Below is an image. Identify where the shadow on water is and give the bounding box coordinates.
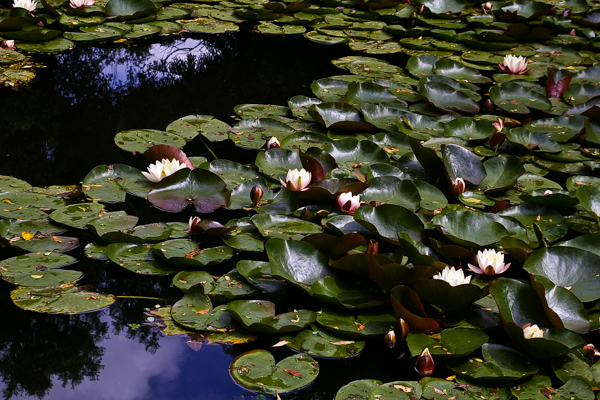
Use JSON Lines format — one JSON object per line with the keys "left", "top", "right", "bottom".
{"left": 0, "top": 32, "right": 417, "bottom": 400}
{"left": 0, "top": 32, "right": 405, "bottom": 186}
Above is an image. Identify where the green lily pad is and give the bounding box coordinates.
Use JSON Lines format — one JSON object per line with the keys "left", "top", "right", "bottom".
{"left": 446, "top": 343, "right": 539, "bottom": 382}
{"left": 316, "top": 306, "right": 396, "bottom": 339}
{"left": 170, "top": 285, "right": 237, "bottom": 332}
{"left": 49, "top": 203, "right": 105, "bottom": 229}
{"left": 106, "top": 242, "right": 179, "bottom": 275}
{"left": 553, "top": 351, "right": 600, "bottom": 387}
{"left": 11, "top": 285, "right": 115, "bottom": 314}
{"left": 230, "top": 350, "right": 318, "bottom": 394}
{"left": 166, "top": 114, "right": 230, "bottom": 142}
{"left": 0, "top": 192, "right": 64, "bottom": 220}
{"left": 114, "top": 129, "right": 186, "bottom": 153}
{"left": 230, "top": 118, "right": 295, "bottom": 149}
{"left": 309, "top": 102, "right": 374, "bottom": 131}
{"left": 432, "top": 210, "right": 509, "bottom": 247}
{"left": 236, "top": 260, "right": 287, "bottom": 293}
{"left": 266, "top": 238, "right": 331, "bottom": 295}
{"left": 312, "top": 275, "right": 388, "bottom": 309}
{"left": 281, "top": 324, "right": 365, "bottom": 359}
{"left": 523, "top": 246, "right": 600, "bottom": 303}
{"left": 490, "top": 82, "right": 552, "bottom": 114}
{"left": 335, "top": 379, "right": 383, "bottom": 400}
{"left": 147, "top": 168, "right": 230, "bottom": 213}
{"left": 228, "top": 300, "right": 316, "bottom": 334}
{"left": 0, "top": 252, "right": 80, "bottom": 287}
{"left": 82, "top": 164, "right": 152, "bottom": 203}
{"left": 422, "top": 378, "right": 511, "bottom": 400}
{"left": 354, "top": 204, "right": 425, "bottom": 244}
{"left": 251, "top": 214, "right": 323, "bottom": 240}
{"left": 152, "top": 239, "right": 233, "bottom": 268}
{"left": 407, "top": 328, "right": 489, "bottom": 359}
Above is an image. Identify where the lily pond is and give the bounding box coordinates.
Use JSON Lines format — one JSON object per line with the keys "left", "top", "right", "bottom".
{"left": 2, "top": 0, "right": 600, "bottom": 398}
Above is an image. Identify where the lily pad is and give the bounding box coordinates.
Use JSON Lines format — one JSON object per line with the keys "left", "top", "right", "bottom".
{"left": 230, "top": 350, "right": 318, "bottom": 394}
{"left": 11, "top": 285, "right": 115, "bottom": 314}
{"left": 227, "top": 300, "right": 316, "bottom": 334}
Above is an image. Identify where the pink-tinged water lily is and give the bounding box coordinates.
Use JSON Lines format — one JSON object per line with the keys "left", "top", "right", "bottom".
{"left": 266, "top": 137, "right": 280, "bottom": 150}
{"left": 142, "top": 158, "right": 188, "bottom": 182}
{"left": 489, "top": 119, "right": 506, "bottom": 149}
{"left": 12, "top": 0, "right": 37, "bottom": 12}
{"left": 499, "top": 55, "right": 529, "bottom": 74}
{"left": 433, "top": 266, "right": 471, "bottom": 287}
{"left": 279, "top": 168, "right": 311, "bottom": 191}
{"left": 336, "top": 192, "right": 360, "bottom": 214}
{"left": 1, "top": 40, "right": 15, "bottom": 50}
{"left": 70, "top": 0, "right": 94, "bottom": 8}
{"left": 522, "top": 323, "right": 544, "bottom": 339}
{"left": 468, "top": 249, "right": 511, "bottom": 275}
{"left": 448, "top": 177, "right": 466, "bottom": 196}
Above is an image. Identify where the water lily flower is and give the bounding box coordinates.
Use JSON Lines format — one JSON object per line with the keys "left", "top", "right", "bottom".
{"left": 12, "top": 0, "right": 37, "bottom": 12}
{"left": 70, "top": 0, "right": 95, "bottom": 8}
{"left": 433, "top": 266, "right": 472, "bottom": 287}
{"left": 336, "top": 192, "right": 360, "bottom": 214}
{"left": 1, "top": 40, "right": 15, "bottom": 50}
{"left": 414, "top": 348, "right": 435, "bottom": 376}
{"left": 468, "top": 249, "right": 511, "bottom": 275}
{"left": 266, "top": 137, "right": 280, "bottom": 150}
{"left": 583, "top": 344, "right": 600, "bottom": 361}
{"left": 280, "top": 168, "right": 311, "bottom": 191}
{"left": 448, "top": 177, "right": 466, "bottom": 196}
{"left": 142, "top": 158, "right": 187, "bottom": 182}
{"left": 499, "top": 55, "right": 529, "bottom": 74}
{"left": 522, "top": 323, "right": 544, "bottom": 339}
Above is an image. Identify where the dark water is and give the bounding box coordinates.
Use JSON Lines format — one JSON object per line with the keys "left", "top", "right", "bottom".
{"left": 0, "top": 32, "right": 419, "bottom": 399}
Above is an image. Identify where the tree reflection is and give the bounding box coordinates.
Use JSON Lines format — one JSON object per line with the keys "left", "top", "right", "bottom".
{"left": 0, "top": 283, "right": 108, "bottom": 399}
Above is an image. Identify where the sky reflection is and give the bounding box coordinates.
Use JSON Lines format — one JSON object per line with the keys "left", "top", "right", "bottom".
{"left": 0, "top": 325, "right": 246, "bottom": 400}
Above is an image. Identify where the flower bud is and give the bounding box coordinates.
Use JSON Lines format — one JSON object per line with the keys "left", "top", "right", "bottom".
{"left": 415, "top": 348, "right": 435, "bottom": 376}
{"left": 562, "top": 8, "right": 571, "bottom": 17}
{"left": 489, "top": 130, "right": 506, "bottom": 148}
{"left": 250, "top": 185, "right": 264, "bottom": 203}
{"left": 266, "top": 137, "right": 280, "bottom": 150}
{"left": 395, "top": 318, "right": 410, "bottom": 340}
{"left": 186, "top": 216, "right": 202, "bottom": 235}
{"left": 449, "top": 177, "right": 466, "bottom": 196}
{"left": 482, "top": 99, "right": 494, "bottom": 111}
{"left": 384, "top": 329, "right": 396, "bottom": 348}
{"left": 366, "top": 239, "right": 379, "bottom": 255}
{"left": 300, "top": 207, "right": 311, "bottom": 221}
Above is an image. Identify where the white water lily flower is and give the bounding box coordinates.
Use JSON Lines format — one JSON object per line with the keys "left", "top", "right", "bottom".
{"left": 499, "top": 55, "right": 528, "bottom": 74}
{"left": 468, "top": 249, "right": 511, "bottom": 275}
{"left": 1, "top": 40, "right": 15, "bottom": 50}
{"left": 70, "top": 0, "right": 95, "bottom": 8}
{"left": 13, "top": 0, "right": 37, "bottom": 12}
{"left": 280, "top": 168, "right": 311, "bottom": 191}
{"left": 523, "top": 323, "right": 544, "bottom": 339}
{"left": 432, "top": 266, "right": 471, "bottom": 287}
{"left": 337, "top": 192, "right": 360, "bottom": 214}
{"left": 142, "top": 158, "right": 187, "bottom": 182}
